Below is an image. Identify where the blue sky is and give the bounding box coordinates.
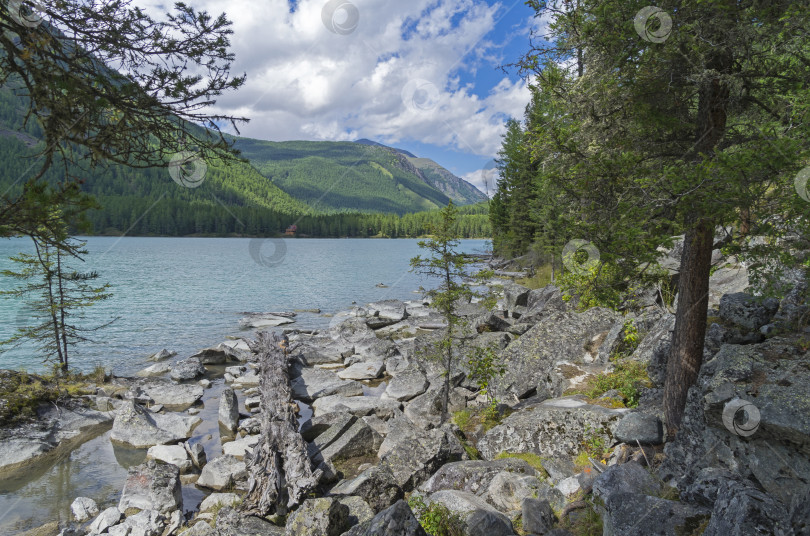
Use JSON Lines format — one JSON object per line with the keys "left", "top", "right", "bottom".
{"left": 141, "top": 0, "right": 542, "bottom": 193}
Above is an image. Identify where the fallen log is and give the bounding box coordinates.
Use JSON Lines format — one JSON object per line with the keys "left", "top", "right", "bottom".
{"left": 240, "top": 332, "right": 322, "bottom": 516}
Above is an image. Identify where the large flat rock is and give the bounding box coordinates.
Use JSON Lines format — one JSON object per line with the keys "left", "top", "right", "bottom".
{"left": 494, "top": 308, "right": 621, "bottom": 399}
{"left": 292, "top": 368, "right": 364, "bottom": 402}
{"left": 111, "top": 400, "right": 201, "bottom": 449}
{"left": 312, "top": 395, "right": 401, "bottom": 419}
{"left": 140, "top": 381, "right": 204, "bottom": 411}
{"left": 478, "top": 396, "right": 627, "bottom": 460}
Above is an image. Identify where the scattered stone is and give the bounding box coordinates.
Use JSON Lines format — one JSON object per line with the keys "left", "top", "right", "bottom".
{"left": 292, "top": 368, "right": 364, "bottom": 402}
{"left": 169, "top": 358, "right": 206, "bottom": 381}
{"left": 71, "top": 497, "right": 99, "bottom": 522}
{"left": 426, "top": 490, "right": 514, "bottom": 536}
{"left": 222, "top": 434, "right": 259, "bottom": 459}
{"left": 338, "top": 361, "right": 385, "bottom": 381}
{"left": 312, "top": 395, "right": 401, "bottom": 419}
{"left": 487, "top": 471, "right": 546, "bottom": 512}
{"left": 140, "top": 381, "right": 204, "bottom": 411}
{"left": 136, "top": 362, "right": 171, "bottom": 378}
{"left": 329, "top": 465, "right": 404, "bottom": 513}
{"left": 88, "top": 507, "right": 122, "bottom": 535}
{"left": 602, "top": 492, "right": 709, "bottom": 536}
{"left": 146, "top": 444, "right": 193, "bottom": 473}
{"left": 239, "top": 313, "right": 295, "bottom": 329}
{"left": 719, "top": 292, "right": 779, "bottom": 331}
{"left": 197, "top": 455, "right": 246, "bottom": 491}
{"left": 522, "top": 498, "right": 555, "bottom": 535}
{"left": 614, "top": 412, "right": 664, "bottom": 445}
{"left": 110, "top": 400, "right": 201, "bottom": 448}
{"left": 284, "top": 497, "right": 349, "bottom": 536}
{"left": 336, "top": 496, "right": 375, "bottom": 527}
{"left": 199, "top": 379, "right": 211, "bottom": 388}
{"left": 382, "top": 369, "right": 429, "bottom": 402}
{"left": 342, "top": 500, "right": 428, "bottom": 536}
{"left": 200, "top": 493, "right": 242, "bottom": 513}
{"left": 182, "top": 442, "right": 206, "bottom": 471}
{"left": 147, "top": 349, "right": 176, "bottom": 362}
{"left": 218, "top": 388, "right": 239, "bottom": 433}
{"left": 592, "top": 462, "right": 663, "bottom": 503}
{"left": 419, "top": 458, "right": 539, "bottom": 496}
{"left": 118, "top": 460, "right": 182, "bottom": 515}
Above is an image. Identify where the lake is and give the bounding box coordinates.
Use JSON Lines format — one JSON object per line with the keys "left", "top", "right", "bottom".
{"left": 0, "top": 236, "right": 490, "bottom": 534}
{"left": 0, "top": 236, "right": 490, "bottom": 376}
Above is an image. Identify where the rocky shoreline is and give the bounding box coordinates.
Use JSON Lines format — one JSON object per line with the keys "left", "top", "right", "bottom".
{"left": 2, "top": 245, "right": 809, "bottom": 535}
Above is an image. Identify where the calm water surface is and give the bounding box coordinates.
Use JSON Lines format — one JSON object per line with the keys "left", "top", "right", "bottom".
{"left": 0, "top": 237, "right": 489, "bottom": 375}
{"left": 0, "top": 236, "right": 489, "bottom": 534}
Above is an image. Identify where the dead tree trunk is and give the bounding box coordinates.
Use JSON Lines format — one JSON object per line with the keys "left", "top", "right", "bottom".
{"left": 241, "top": 332, "right": 321, "bottom": 516}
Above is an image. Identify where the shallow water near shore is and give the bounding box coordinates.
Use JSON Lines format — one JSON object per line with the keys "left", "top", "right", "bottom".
{"left": 0, "top": 237, "right": 488, "bottom": 534}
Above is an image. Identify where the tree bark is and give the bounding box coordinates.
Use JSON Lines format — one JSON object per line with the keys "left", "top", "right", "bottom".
{"left": 240, "top": 332, "right": 321, "bottom": 516}
{"left": 663, "top": 218, "right": 714, "bottom": 439}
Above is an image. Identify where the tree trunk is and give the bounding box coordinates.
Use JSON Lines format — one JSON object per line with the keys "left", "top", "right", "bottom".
{"left": 241, "top": 332, "right": 321, "bottom": 516}
{"left": 664, "top": 49, "right": 731, "bottom": 439}
{"left": 663, "top": 218, "right": 714, "bottom": 439}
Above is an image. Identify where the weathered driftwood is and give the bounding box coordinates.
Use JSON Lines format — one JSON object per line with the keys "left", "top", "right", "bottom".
{"left": 240, "top": 332, "right": 321, "bottom": 516}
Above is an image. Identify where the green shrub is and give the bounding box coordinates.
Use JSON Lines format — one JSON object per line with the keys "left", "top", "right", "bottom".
{"left": 408, "top": 494, "right": 465, "bottom": 536}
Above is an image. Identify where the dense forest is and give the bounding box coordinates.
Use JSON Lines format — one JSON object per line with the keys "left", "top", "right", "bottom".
{"left": 0, "top": 86, "right": 490, "bottom": 239}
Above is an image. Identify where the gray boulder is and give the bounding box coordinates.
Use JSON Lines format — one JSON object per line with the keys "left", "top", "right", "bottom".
{"left": 147, "top": 349, "right": 176, "bottom": 361}
{"left": 719, "top": 292, "right": 780, "bottom": 331}
{"left": 216, "top": 507, "right": 285, "bottom": 536}
{"left": 403, "top": 386, "right": 443, "bottom": 430}
{"left": 329, "top": 465, "right": 404, "bottom": 513}
{"left": 337, "top": 496, "right": 375, "bottom": 527}
{"left": 702, "top": 478, "right": 791, "bottom": 536}
{"left": 338, "top": 361, "right": 385, "bottom": 381}
{"left": 71, "top": 497, "right": 99, "bottom": 522}
{"left": 313, "top": 395, "right": 401, "bottom": 420}
{"left": 487, "top": 471, "right": 546, "bottom": 512}
{"left": 136, "top": 362, "right": 172, "bottom": 378}
{"left": 521, "top": 498, "right": 555, "bottom": 535}
{"left": 169, "top": 357, "right": 206, "bottom": 381}
{"left": 285, "top": 497, "right": 349, "bottom": 536}
{"left": 614, "top": 413, "right": 664, "bottom": 445}
{"left": 419, "top": 458, "right": 538, "bottom": 496}
{"left": 218, "top": 388, "right": 240, "bottom": 433}
{"left": 341, "top": 500, "right": 428, "bottom": 536}
{"left": 140, "top": 381, "right": 204, "bottom": 411}
{"left": 146, "top": 444, "right": 193, "bottom": 473}
{"left": 602, "top": 492, "right": 710, "bottom": 536}
{"left": 478, "top": 396, "right": 626, "bottom": 460}
{"left": 314, "top": 419, "right": 383, "bottom": 464}
{"left": 592, "top": 462, "right": 662, "bottom": 503}
{"left": 662, "top": 336, "right": 810, "bottom": 506}
{"left": 197, "top": 455, "right": 247, "bottom": 491}
{"left": 707, "top": 264, "right": 750, "bottom": 308}
{"left": 88, "top": 507, "right": 122, "bottom": 535}
{"left": 426, "top": 490, "right": 513, "bottom": 536}
{"left": 118, "top": 460, "right": 182, "bottom": 515}
{"left": 292, "top": 368, "right": 364, "bottom": 402}
{"left": 365, "top": 300, "right": 408, "bottom": 328}
{"left": 110, "top": 400, "right": 201, "bottom": 448}
{"left": 379, "top": 420, "right": 465, "bottom": 491}
{"left": 110, "top": 509, "right": 165, "bottom": 536}
{"left": 495, "top": 307, "right": 622, "bottom": 399}
{"left": 382, "top": 369, "right": 429, "bottom": 402}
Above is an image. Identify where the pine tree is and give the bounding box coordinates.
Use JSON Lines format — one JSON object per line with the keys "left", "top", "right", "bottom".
{"left": 1, "top": 219, "right": 113, "bottom": 372}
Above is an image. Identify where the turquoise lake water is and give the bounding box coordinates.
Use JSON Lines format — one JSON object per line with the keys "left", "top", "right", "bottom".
{"left": 0, "top": 236, "right": 489, "bottom": 375}
{"left": 0, "top": 236, "right": 490, "bottom": 534}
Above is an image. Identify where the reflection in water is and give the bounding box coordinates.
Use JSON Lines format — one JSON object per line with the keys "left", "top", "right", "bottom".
{"left": 0, "top": 374, "right": 234, "bottom": 535}
{"left": 0, "top": 429, "right": 128, "bottom": 535}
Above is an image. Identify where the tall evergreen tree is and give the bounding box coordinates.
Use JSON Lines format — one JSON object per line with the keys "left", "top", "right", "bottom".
{"left": 514, "top": 0, "right": 810, "bottom": 436}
